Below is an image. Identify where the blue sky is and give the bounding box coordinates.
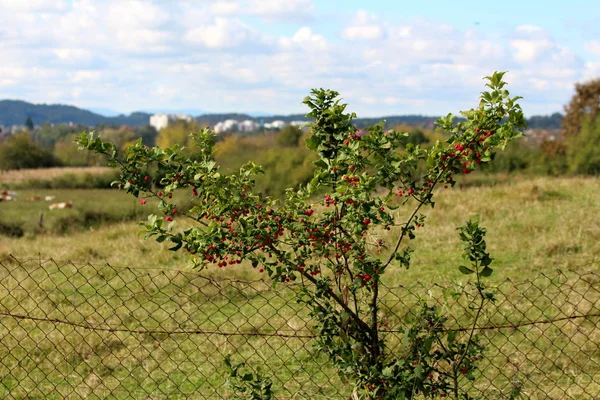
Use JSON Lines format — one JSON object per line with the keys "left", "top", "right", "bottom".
{"left": 0, "top": 0, "right": 599, "bottom": 117}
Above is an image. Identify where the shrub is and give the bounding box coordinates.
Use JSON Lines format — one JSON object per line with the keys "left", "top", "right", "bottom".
{"left": 0, "top": 133, "right": 61, "bottom": 170}
{"left": 78, "top": 72, "right": 526, "bottom": 399}
{"left": 566, "top": 115, "right": 600, "bottom": 175}
{"left": 0, "top": 221, "right": 24, "bottom": 238}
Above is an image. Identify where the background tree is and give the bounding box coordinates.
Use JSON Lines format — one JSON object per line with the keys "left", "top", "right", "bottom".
{"left": 400, "top": 128, "right": 429, "bottom": 147}
{"left": 31, "top": 122, "right": 75, "bottom": 148}
{"left": 566, "top": 115, "right": 600, "bottom": 175}
{"left": 25, "top": 117, "right": 34, "bottom": 131}
{"left": 54, "top": 133, "right": 104, "bottom": 166}
{"left": 136, "top": 125, "right": 159, "bottom": 147}
{"left": 276, "top": 125, "right": 303, "bottom": 147}
{"left": 562, "top": 77, "right": 600, "bottom": 137}
{"left": 0, "top": 132, "right": 60, "bottom": 170}
{"left": 156, "top": 120, "right": 201, "bottom": 151}
{"left": 98, "top": 127, "right": 138, "bottom": 152}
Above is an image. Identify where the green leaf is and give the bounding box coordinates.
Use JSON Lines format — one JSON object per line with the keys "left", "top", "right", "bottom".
{"left": 313, "top": 160, "right": 328, "bottom": 169}
{"left": 414, "top": 364, "right": 423, "bottom": 379}
{"left": 459, "top": 265, "right": 475, "bottom": 275}
{"left": 305, "top": 135, "right": 320, "bottom": 150}
{"left": 481, "top": 255, "right": 493, "bottom": 266}
{"left": 480, "top": 266, "right": 493, "bottom": 277}
{"left": 169, "top": 241, "right": 183, "bottom": 251}
{"left": 447, "top": 330, "right": 457, "bottom": 344}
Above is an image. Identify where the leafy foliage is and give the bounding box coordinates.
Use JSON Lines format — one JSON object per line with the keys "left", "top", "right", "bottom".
{"left": 0, "top": 132, "right": 60, "bottom": 170}
{"left": 566, "top": 115, "right": 600, "bottom": 175}
{"left": 276, "top": 124, "right": 304, "bottom": 147}
{"left": 561, "top": 77, "right": 600, "bottom": 137}
{"left": 224, "top": 356, "right": 273, "bottom": 400}
{"left": 77, "top": 72, "right": 526, "bottom": 399}
{"left": 155, "top": 119, "right": 202, "bottom": 155}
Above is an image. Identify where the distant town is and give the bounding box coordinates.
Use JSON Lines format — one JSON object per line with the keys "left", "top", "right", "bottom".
{"left": 0, "top": 99, "right": 563, "bottom": 145}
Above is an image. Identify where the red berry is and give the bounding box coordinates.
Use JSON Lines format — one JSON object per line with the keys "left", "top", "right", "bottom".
{"left": 363, "top": 218, "right": 371, "bottom": 225}
{"left": 349, "top": 165, "right": 355, "bottom": 171}
{"left": 139, "top": 200, "right": 146, "bottom": 205}
{"left": 144, "top": 175, "right": 149, "bottom": 181}
{"left": 165, "top": 216, "right": 173, "bottom": 222}
{"left": 343, "top": 139, "right": 349, "bottom": 146}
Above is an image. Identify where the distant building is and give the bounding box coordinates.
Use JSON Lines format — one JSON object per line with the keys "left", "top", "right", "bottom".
{"left": 264, "top": 120, "right": 285, "bottom": 130}
{"left": 214, "top": 119, "right": 239, "bottom": 133}
{"left": 239, "top": 120, "right": 259, "bottom": 132}
{"left": 149, "top": 114, "right": 193, "bottom": 131}
{"left": 212, "top": 118, "right": 303, "bottom": 133}
{"left": 289, "top": 121, "right": 308, "bottom": 128}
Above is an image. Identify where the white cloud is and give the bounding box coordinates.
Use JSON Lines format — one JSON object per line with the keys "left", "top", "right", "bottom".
{"left": 341, "top": 10, "right": 385, "bottom": 40}
{"left": 511, "top": 39, "right": 554, "bottom": 63}
{"left": 0, "top": 0, "right": 67, "bottom": 12}
{"left": 0, "top": 67, "right": 25, "bottom": 79}
{"left": 584, "top": 41, "right": 600, "bottom": 57}
{"left": 516, "top": 25, "right": 544, "bottom": 34}
{"left": 71, "top": 70, "right": 103, "bottom": 83}
{"left": 291, "top": 27, "right": 328, "bottom": 50}
{"left": 208, "top": 0, "right": 314, "bottom": 21}
{"left": 0, "top": 0, "right": 592, "bottom": 116}
{"left": 185, "top": 17, "right": 266, "bottom": 49}
{"left": 583, "top": 62, "right": 600, "bottom": 80}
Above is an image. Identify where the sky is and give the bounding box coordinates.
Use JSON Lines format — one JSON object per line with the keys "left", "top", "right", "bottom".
{"left": 0, "top": 0, "right": 599, "bottom": 117}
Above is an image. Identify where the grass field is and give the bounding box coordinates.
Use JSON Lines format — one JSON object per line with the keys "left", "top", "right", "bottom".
{"left": 1, "top": 175, "right": 598, "bottom": 282}
{"left": 1, "top": 174, "right": 599, "bottom": 398}
{"left": 0, "top": 167, "right": 114, "bottom": 183}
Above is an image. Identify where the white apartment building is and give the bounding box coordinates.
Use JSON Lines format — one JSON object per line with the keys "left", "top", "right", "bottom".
{"left": 214, "top": 119, "right": 239, "bottom": 133}
{"left": 264, "top": 120, "right": 286, "bottom": 130}
{"left": 149, "top": 114, "right": 193, "bottom": 131}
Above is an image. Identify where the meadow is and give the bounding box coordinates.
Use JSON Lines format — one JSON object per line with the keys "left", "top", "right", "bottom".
{"left": 1, "top": 174, "right": 598, "bottom": 283}
{"left": 1, "top": 170, "right": 599, "bottom": 398}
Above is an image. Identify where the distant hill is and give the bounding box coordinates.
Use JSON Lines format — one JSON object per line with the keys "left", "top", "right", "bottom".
{"left": 0, "top": 99, "right": 563, "bottom": 130}
{"left": 0, "top": 100, "right": 151, "bottom": 127}
{"left": 526, "top": 112, "right": 563, "bottom": 130}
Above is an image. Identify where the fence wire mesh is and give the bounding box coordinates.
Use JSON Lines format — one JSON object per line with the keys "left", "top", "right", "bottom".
{"left": 0, "top": 256, "right": 599, "bottom": 399}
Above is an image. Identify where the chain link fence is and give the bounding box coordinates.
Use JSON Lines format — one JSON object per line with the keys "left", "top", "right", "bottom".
{"left": 0, "top": 256, "right": 599, "bottom": 399}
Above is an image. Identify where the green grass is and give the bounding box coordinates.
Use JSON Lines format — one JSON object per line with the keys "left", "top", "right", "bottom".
{"left": 0, "top": 167, "right": 119, "bottom": 190}
{"left": 0, "top": 189, "right": 150, "bottom": 236}
{"left": 1, "top": 176, "right": 599, "bottom": 398}
{"left": 2, "top": 176, "right": 598, "bottom": 282}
